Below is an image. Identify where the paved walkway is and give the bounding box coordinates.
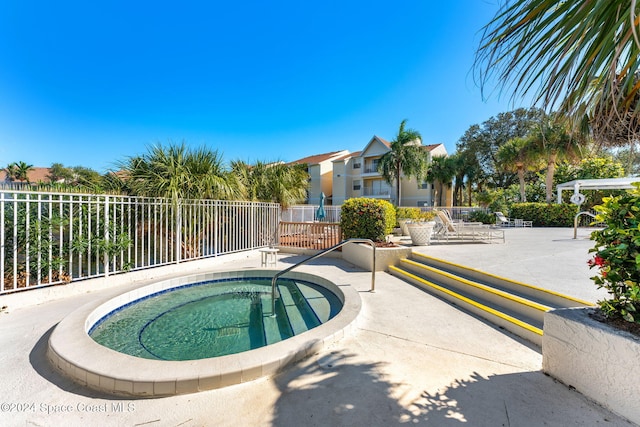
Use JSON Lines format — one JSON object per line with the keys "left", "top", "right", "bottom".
{"left": 0, "top": 227, "right": 635, "bottom": 426}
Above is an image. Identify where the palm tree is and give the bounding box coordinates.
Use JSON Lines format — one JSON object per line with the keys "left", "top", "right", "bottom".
{"left": 231, "top": 160, "right": 309, "bottom": 208}
{"left": 529, "top": 115, "right": 585, "bottom": 203}
{"left": 496, "top": 136, "right": 540, "bottom": 202}
{"left": 377, "top": 119, "right": 428, "bottom": 205}
{"left": 476, "top": 0, "right": 640, "bottom": 146}
{"left": 5, "top": 161, "right": 33, "bottom": 182}
{"left": 121, "top": 142, "right": 240, "bottom": 202}
{"left": 426, "top": 155, "right": 457, "bottom": 207}
{"left": 450, "top": 153, "right": 466, "bottom": 206}
{"left": 4, "top": 163, "right": 18, "bottom": 182}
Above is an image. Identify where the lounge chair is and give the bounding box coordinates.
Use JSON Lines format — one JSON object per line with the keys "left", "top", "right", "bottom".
{"left": 441, "top": 209, "right": 484, "bottom": 226}
{"left": 434, "top": 210, "right": 504, "bottom": 243}
{"left": 494, "top": 212, "right": 514, "bottom": 227}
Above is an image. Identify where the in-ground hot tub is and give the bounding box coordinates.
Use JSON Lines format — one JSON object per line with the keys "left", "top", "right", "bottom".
{"left": 47, "top": 269, "right": 361, "bottom": 396}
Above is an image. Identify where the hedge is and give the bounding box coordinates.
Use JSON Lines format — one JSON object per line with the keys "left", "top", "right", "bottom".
{"left": 340, "top": 198, "right": 396, "bottom": 242}
{"left": 509, "top": 203, "right": 579, "bottom": 227}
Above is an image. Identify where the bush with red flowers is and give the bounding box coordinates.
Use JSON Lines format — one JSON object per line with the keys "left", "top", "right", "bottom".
{"left": 589, "top": 182, "right": 640, "bottom": 324}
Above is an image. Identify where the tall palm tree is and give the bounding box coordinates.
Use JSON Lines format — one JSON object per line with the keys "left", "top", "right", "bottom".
{"left": 121, "top": 142, "right": 240, "bottom": 202}
{"left": 231, "top": 160, "right": 309, "bottom": 208}
{"left": 476, "top": 0, "right": 640, "bottom": 146}
{"left": 496, "top": 136, "right": 541, "bottom": 202}
{"left": 377, "top": 119, "right": 428, "bottom": 206}
{"left": 426, "top": 155, "right": 457, "bottom": 207}
{"left": 529, "top": 115, "right": 585, "bottom": 203}
{"left": 450, "top": 153, "right": 466, "bottom": 206}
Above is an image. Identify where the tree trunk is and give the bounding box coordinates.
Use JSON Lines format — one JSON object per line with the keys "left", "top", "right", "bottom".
{"left": 517, "top": 165, "right": 526, "bottom": 202}
{"left": 546, "top": 153, "right": 557, "bottom": 203}
{"left": 396, "top": 168, "right": 402, "bottom": 206}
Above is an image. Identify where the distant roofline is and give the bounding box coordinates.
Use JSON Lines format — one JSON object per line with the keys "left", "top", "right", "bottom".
{"left": 289, "top": 150, "right": 350, "bottom": 165}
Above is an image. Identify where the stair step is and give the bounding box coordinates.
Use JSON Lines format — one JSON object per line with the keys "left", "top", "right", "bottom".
{"left": 410, "top": 252, "right": 591, "bottom": 308}
{"left": 296, "top": 282, "right": 332, "bottom": 322}
{"left": 248, "top": 294, "right": 267, "bottom": 349}
{"left": 394, "top": 252, "right": 593, "bottom": 346}
{"left": 400, "top": 258, "right": 549, "bottom": 325}
{"left": 390, "top": 265, "right": 543, "bottom": 346}
{"left": 278, "top": 282, "right": 321, "bottom": 335}
{"left": 260, "top": 294, "right": 288, "bottom": 345}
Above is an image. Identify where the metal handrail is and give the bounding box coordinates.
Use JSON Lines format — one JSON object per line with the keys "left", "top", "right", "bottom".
{"left": 271, "top": 238, "right": 376, "bottom": 316}
{"left": 574, "top": 211, "right": 597, "bottom": 239}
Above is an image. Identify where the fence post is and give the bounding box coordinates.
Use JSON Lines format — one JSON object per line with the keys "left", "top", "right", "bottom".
{"left": 0, "top": 192, "right": 4, "bottom": 292}
{"left": 175, "top": 200, "right": 182, "bottom": 264}
{"left": 104, "top": 195, "right": 110, "bottom": 277}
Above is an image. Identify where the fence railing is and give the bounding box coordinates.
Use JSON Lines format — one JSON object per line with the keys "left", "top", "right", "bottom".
{"left": 278, "top": 222, "right": 341, "bottom": 250}
{"left": 416, "top": 206, "right": 489, "bottom": 221}
{"left": 363, "top": 188, "right": 391, "bottom": 197}
{"left": 1, "top": 190, "right": 280, "bottom": 294}
{"left": 282, "top": 205, "right": 491, "bottom": 224}
{"left": 281, "top": 205, "right": 341, "bottom": 223}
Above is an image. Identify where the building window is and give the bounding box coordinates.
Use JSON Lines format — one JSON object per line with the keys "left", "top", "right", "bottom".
{"left": 418, "top": 180, "right": 429, "bottom": 189}
{"left": 353, "top": 162, "right": 361, "bottom": 169}
{"left": 353, "top": 180, "right": 361, "bottom": 191}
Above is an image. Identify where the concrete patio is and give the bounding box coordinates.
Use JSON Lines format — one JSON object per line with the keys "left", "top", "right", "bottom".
{"left": 0, "top": 227, "right": 635, "bottom": 426}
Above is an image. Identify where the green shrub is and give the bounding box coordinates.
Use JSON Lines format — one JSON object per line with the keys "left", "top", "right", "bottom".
{"left": 341, "top": 198, "right": 396, "bottom": 242}
{"left": 589, "top": 183, "right": 640, "bottom": 324}
{"left": 396, "top": 207, "right": 422, "bottom": 220}
{"left": 509, "top": 203, "right": 578, "bottom": 227}
{"left": 468, "top": 210, "right": 495, "bottom": 224}
{"left": 419, "top": 210, "right": 436, "bottom": 221}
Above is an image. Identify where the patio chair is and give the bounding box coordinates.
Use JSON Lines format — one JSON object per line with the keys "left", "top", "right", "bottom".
{"left": 434, "top": 210, "right": 504, "bottom": 243}
{"left": 442, "top": 209, "right": 484, "bottom": 226}
{"left": 494, "top": 212, "right": 514, "bottom": 227}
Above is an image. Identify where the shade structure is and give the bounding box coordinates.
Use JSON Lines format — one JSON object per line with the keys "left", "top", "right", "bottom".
{"left": 556, "top": 177, "right": 639, "bottom": 204}
{"left": 316, "top": 192, "right": 326, "bottom": 221}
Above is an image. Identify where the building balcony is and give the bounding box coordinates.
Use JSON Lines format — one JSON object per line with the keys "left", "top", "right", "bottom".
{"left": 363, "top": 188, "right": 391, "bottom": 197}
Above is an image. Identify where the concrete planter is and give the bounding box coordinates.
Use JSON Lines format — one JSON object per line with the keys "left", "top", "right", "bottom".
{"left": 342, "top": 243, "right": 412, "bottom": 272}
{"left": 398, "top": 219, "right": 411, "bottom": 236}
{"left": 543, "top": 307, "right": 640, "bottom": 425}
{"left": 407, "top": 221, "right": 436, "bottom": 246}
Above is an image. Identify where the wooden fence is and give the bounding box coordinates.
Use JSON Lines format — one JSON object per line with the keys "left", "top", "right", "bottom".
{"left": 278, "top": 222, "right": 341, "bottom": 250}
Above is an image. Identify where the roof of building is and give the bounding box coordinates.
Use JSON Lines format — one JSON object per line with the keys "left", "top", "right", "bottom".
{"left": 422, "top": 143, "right": 444, "bottom": 152}
{"left": 289, "top": 150, "right": 350, "bottom": 165}
{"left": 331, "top": 151, "right": 362, "bottom": 162}
{"left": 378, "top": 137, "right": 391, "bottom": 148}
{"left": 289, "top": 137, "right": 444, "bottom": 167}
{"left": 0, "top": 167, "right": 53, "bottom": 183}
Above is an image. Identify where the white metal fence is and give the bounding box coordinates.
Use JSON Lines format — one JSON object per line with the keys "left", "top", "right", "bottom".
{"left": 281, "top": 205, "right": 342, "bottom": 223}
{"left": 0, "top": 190, "right": 280, "bottom": 294}
{"left": 281, "top": 205, "right": 489, "bottom": 223}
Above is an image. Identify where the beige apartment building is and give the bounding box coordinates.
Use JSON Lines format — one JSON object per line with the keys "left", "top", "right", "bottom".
{"left": 292, "top": 136, "right": 451, "bottom": 207}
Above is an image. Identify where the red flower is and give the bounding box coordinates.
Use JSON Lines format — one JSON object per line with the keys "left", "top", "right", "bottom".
{"left": 588, "top": 255, "right": 607, "bottom": 268}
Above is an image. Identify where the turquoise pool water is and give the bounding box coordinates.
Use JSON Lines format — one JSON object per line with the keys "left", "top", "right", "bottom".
{"left": 89, "top": 277, "right": 342, "bottom": 361}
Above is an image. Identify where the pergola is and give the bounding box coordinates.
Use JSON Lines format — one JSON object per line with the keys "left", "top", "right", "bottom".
{"left": 556, "top": 177, "right": 639, "bottom": 204}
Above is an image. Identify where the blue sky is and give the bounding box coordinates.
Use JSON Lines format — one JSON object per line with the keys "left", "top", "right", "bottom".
{"left": 0, "top": 1, "right": 530, "bottom": 173}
